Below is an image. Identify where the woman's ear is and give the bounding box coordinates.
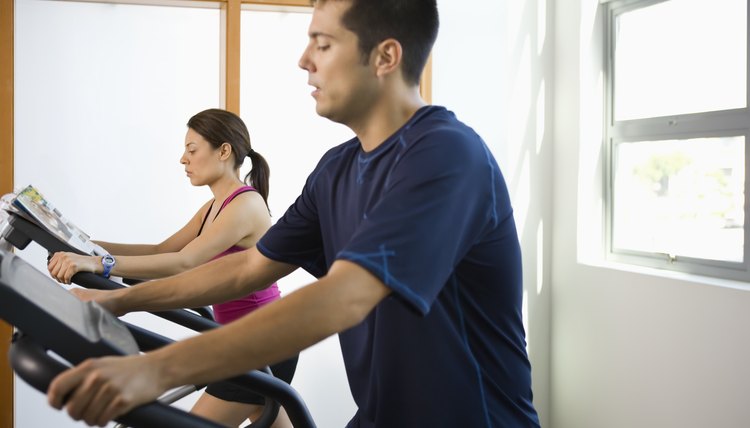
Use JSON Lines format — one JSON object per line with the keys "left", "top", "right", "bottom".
{"left": 219, "top": 142, "right": 233, "bottom": 161}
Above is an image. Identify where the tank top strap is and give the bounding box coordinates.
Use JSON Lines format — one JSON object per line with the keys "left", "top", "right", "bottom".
{"left": 217, "top": 185, "right": 256, "bottom": 214}
{"left": 196, "top": 199, "right": 215, "bottom": 237}
{"left": 197, "top": 186, "right": 256, "bottom": 237}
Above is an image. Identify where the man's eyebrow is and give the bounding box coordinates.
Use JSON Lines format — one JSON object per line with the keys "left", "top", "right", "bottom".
{"left": 309, "top": 31, "right": 334, "bottom": 39}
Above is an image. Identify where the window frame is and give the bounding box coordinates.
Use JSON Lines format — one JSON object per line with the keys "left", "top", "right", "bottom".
{"left": 604, "top": 0, "right": 750, "bottom": 281}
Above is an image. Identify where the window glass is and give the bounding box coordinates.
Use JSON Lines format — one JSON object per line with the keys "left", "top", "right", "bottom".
{"left": 613, "top": 136, "right": 745, "bottom": 262}
{"left": 240, "top": 9, "right": 356, "bottom": 428}
{"left": 240, "top": 9, "right": 354, "bottom": 222}
{"left": 614, "top": 0, "right": 746, "bottom": 120}
{"left": 15, "top": 2, "right": 220, "bottom": 425}
{"left": 15, "top": 0, "right": 220, "bottom": 243}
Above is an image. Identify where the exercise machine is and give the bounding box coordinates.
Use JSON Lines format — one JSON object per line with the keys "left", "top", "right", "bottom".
{"left": 0, "top": 244, "right": 315, "bottom": 427}
{"left": 0, "top": 191, "right": 316, "bottom": 427}
{"left": 0, "top": 244, "right": 315, "bottom": 428}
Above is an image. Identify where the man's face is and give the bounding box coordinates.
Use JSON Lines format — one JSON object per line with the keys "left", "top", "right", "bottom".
{"left": 298, "top": 1, "right": 379, "bottom": 126}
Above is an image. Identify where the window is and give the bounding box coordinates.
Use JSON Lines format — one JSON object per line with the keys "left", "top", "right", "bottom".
{"left": 605, "top": 0, "right": 750, "bottom": 280}
{"left": 240, "top": 8, "right": 354, "bottom": 223}
{"left": 15, "top": 0, "right": 221, "bottom": 243}
{"left": 239, "top": 9, "right": 357, "bottom": 425}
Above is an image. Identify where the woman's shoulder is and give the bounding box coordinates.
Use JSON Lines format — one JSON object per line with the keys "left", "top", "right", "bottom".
{"left": 220, "top": 188, "right": 267, "bottom": 216}
{"left": 195, "top": 197, "right": 215, "bottom": 220}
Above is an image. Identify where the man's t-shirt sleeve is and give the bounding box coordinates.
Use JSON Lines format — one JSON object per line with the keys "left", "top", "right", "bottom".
{"left": 257, "top": 176, "right": 328, "bottom": 278}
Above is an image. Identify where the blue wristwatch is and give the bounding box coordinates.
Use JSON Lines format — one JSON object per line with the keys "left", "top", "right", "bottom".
{"left": 101, "top": 254, "right": 116, "bottom": 278}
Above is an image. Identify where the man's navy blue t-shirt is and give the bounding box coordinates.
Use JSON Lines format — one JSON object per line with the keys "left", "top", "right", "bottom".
{"left": 257, "top": 106, "right": 539, "bottom": 428}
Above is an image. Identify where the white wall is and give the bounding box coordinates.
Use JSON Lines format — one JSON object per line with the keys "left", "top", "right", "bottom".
{"left": 552, "top": 1, "right": 750, "bottom": 427}
{"left": 432, "top": 0, "right": 553, "bottom": 425}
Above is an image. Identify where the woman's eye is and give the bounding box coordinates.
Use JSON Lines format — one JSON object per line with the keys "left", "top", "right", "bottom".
{"left": 317, "top": 45, "right": 330, "bottom": 51}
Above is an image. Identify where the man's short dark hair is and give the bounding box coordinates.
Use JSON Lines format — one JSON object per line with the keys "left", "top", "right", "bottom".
{"left": 314, "top": 0, "right": 439, "bottom": 86}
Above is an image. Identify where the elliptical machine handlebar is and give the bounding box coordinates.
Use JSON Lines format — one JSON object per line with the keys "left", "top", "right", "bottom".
{"left": 3, "top": 211, "right": 217, "bottom": 326}
{"left": 10, "top": 332, "right": 227, "bottom": 428}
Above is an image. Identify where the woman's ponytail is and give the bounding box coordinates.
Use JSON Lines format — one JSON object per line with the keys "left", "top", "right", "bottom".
{"left": 245, "top": 150, "right": 270, "bottom": 211}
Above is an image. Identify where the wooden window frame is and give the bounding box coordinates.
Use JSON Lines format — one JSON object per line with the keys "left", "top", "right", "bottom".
{"left": 1, "top": 0, "right": 14, "bottom": 425}
{"left": 0, "top": 1, "right": 431, "bottom": 427}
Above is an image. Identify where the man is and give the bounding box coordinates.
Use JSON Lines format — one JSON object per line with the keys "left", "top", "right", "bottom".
{"left": 48, "top": 1, "right": 540, "bottom": 427}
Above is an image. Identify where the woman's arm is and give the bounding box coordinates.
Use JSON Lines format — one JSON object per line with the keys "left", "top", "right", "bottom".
{"left": 92, "top": 200, "right": 212, "bottom": 256}
{"left": 81, "top": 246, "right": 297, "bottom": 316}
{"left": 48, "top": 193, "right": 268, "bottom": 283}
{"left": 92, "top": 242, "right": 158, "bottom": 257}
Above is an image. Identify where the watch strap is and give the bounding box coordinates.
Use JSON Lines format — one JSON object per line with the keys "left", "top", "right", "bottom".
{"left": 101, "top": 255, "right": 115, "bottom": 278}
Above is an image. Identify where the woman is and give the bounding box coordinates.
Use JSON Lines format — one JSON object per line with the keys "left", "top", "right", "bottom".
{"left": 47, "top": 108, "right": 295, "bottom": 428}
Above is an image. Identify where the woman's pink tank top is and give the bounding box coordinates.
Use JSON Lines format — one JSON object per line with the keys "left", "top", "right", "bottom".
{"left": 198, "top": 186, "right": 280, "bottom": 324}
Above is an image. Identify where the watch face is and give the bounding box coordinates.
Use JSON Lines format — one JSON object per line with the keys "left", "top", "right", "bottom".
{"left": 103, "top": 255, "right": 115, "bottom": 265}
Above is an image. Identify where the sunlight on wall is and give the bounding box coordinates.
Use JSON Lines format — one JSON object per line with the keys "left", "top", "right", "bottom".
{"left": 536, "top": 80, "right": 546, "bottom": 155}
{"left": 537, "top": 220, "right": 545, "bottom": 295}
{"left": 523, "top": 288, "right": 530, "bottom": 351}
{"left": 576, "top": 2, "right": 606, "bottom": 263}
{"left": 576, "top": 69, "right": 605, "bottom": 263}
{"left": 515, "top": 151, "right": 532, "bottom": 239}
{"left": 537, "top": 0, "right": 547, "bottom": 55}
{"left": 509, "top": 36, "right": 533, "bottom": 172}
{"left": 508, "top": 0, "right": 525, "bottom": 52}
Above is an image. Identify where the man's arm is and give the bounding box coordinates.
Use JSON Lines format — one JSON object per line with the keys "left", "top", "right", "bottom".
{"left": 48, "top": 260, "right": 390, "bottom": 426}
{"left": 94, "top": 246, "right": 295, "bottom": 316}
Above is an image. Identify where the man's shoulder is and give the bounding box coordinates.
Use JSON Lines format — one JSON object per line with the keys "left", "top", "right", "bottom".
{"left": 303, "top": 137, "right": 360, "bottom": 190}
{"left": 320, "top": 136, "right": 360, "bottom": 159}
{"left": 406, "top": 106, "right": 483, "bottom": 150}
{"left": 400, "top": 118, "right": 488, "bottom": 171}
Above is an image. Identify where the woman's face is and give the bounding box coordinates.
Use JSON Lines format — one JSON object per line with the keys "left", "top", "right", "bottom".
{"left": 180, "top": 128, "right": 223, "bottom": 186}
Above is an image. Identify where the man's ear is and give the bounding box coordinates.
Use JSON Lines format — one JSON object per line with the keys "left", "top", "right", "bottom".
{"left": 373, "top": 38, "right": 403, "bottom": 78}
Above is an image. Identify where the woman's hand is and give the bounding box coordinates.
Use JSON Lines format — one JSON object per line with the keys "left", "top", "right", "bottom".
{"left": 48, "top": 252, "right": 99, "bottom": 284}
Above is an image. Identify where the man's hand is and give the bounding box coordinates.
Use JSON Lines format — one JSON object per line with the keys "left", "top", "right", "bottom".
{"left": 48, "top": 252, "right": 99, "bottom": 284}
{"left": 48, "top": 354, "right": 166, "bottom": 427}
{"left": 69, "top": 287, "right": 125, "bottom": 316}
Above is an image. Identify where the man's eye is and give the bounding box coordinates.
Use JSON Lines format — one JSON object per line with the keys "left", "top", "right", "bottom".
{"left": 317, "top": 45, "right": 330, "bottom": 51}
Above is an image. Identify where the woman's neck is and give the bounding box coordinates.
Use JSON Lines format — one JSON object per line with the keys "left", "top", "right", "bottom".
{"left": 208, "top": 175, "right": 245, "bottom": 204}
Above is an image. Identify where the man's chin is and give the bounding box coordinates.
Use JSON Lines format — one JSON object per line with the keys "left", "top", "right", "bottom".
{"left": 315, "top": 105, "right": 336, "bottom": 122}
{"left": 314, "top": 103, "right": 327, "bottom": 116}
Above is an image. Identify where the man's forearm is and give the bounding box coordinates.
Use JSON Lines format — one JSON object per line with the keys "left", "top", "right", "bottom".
{"left": 46, "top": 261, "right": 390, "bottom": 425}
{"left": 148, "top": 276, "right": 346, "bottom": 389}
{"left": 146, "top": 260, "right": 391, "bottom": 390}
{"left": 114, "top": 247, "right": 292, "bottom": 314}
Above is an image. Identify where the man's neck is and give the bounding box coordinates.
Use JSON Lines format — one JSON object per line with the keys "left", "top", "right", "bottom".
{"left": 352, "top": 87, "right": 426, "bottom": 153}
